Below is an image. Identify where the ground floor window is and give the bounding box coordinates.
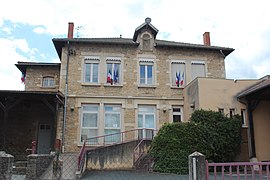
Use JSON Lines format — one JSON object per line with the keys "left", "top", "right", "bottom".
{"left": 104, "top": 105, "right": 121, "bottom": 143}
{"left": 80, "top": 104, "right": 99, "bottom": 143}
{"left": 172, "top": 106, "right": 183, "bottom": 122}
{"left": 138, "top": 105, "right": 156, "bottom": 138}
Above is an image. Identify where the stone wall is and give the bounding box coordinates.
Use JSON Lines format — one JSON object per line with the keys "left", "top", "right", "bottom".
{"left": 25, "top": 65, "right": 60, "bottom": 91}
{"left": 0, "top": 151, "right": 14, "bottom": 180}
{"left": 26, "top": 154, "right": 54, "bottom": 179}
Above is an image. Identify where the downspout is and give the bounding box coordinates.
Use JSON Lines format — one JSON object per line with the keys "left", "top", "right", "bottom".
{"left": 62, "top": 40, "right": 70, "bottom": 153}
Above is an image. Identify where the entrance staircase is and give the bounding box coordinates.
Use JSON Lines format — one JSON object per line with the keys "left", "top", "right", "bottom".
{"left": 76, "top": 128, "right": 156, "bottom": 178}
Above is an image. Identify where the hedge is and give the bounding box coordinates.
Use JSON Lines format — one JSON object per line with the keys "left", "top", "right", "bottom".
{"left": 149, "top": 109, "right": 242, "bottom": 174}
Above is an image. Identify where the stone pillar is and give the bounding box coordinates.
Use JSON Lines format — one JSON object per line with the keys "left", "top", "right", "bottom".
{"left": 189, "top": 151, "right": 206, "bottom": 180}
{"left": 0, "top": 151, "right": 14, "bottom": 180}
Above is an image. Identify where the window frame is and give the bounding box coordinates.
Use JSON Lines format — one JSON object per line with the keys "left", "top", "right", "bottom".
{"left": 172, "top": 106, "right": 183, "bottom": 123}
{"left": 241, "top": 109, "right": 247, "bottom": 127}
{"left": 42, "top": 76, "right": 55, "bottom": 88}
{"left": 191, "top": 61, "right": 206, "bottom": 80}
{"left": 171, "top": 60, "right": 186, "bottom": 88}
{"left": 106, "top": 57, "right": 121, "bottom": 85}
{"left": 139, "top": 59, "right": 155, "bottom": 86}
{"left": 80, "top": 104, "right": 99, "bottom": 143}
{"left": 83, "top": 56, "right": 100, "bottom": 84}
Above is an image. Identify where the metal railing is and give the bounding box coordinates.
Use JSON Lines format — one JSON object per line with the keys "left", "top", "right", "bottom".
{"left": 77, "top": 128, "right": 156, "bottom": 174}
{"left": 206, "top": 160, "right": 270, "bottom": 180}
{"left": 84, "top": 128, "right": 155, "bottom": 146}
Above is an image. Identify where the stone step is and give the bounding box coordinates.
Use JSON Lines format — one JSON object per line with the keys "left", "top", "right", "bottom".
{"left": 13, "top": 166, "right": 27, "bottom": 175}
{"left": 14, "top": 161, "right": 27, "bottom": 167}
{"left": 13, "top": 161, "right": 27, "bottom": 175}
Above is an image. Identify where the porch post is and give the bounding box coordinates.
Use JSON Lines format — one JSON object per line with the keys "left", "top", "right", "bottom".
{"left": 247, "top": 101, "right": 257, "bottom": 158}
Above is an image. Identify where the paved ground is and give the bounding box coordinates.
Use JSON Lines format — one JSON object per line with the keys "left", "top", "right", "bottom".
{"left": 81, "top": 170, "right": 187, "bottom": 180}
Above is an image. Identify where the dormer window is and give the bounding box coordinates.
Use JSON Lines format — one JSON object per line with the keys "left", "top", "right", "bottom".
{"left": 142, "top": 34, "right": 151, "bottom": 50}
{"left": 42, "top": 76, "right": 55, "bottom": 87}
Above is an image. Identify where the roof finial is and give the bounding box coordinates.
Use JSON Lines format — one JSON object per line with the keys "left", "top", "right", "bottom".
{"left": 145, "top": 17, "right": 151, "bottom": 24}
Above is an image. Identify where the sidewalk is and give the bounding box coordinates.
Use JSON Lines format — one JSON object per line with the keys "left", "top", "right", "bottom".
{"left": 81, "top": 170, "right": 188, "bottom": 180}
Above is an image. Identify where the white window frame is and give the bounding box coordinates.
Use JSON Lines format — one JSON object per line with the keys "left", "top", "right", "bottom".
{"left": 139, "top": 59, "right": 154, "bottom": 85}
{"left": 138, "top": 105, "right": 156, "bottom": 139}
{"left": 80, "top": 104, "right": 99, "bottom": 143}
{"left": 171, "top": 60, "right": 186, "bottom": 87}
{"left": 241, "top": 109, "right": 247, "bottom": 126}
{"left": 83, "top": 56, "right": 100, "bottom": 83}
{"left": 191, "top": 61, "right": 206, "bottom": 80}
{"left": 42, "top": 76, "right": 55, "bottom": 87}
{"left": 172, "top": 106, "right": 183, "bottom": 122}
{"left": 106, "top": 57, "right": 121, "bottom": 85}
{"left": 104, "top": 104, "right": 122, "bottom": 143}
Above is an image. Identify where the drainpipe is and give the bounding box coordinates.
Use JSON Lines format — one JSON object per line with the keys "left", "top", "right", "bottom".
{"left": 62, "top": 40, "right": 70, "bottom": 153}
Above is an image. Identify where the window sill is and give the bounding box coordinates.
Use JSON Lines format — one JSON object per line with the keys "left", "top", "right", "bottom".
{"left": 41, "top": 86, "right": 57, "bottom": 89}
{"left": 81, "top": 82, "right": 101, "bottom": 86}
{"left": 104, "top": 84, "right": 123, "bottom": 87}
{"left": 170, "top": 86, "right": 184, "bottom": 89}
{"left": 242, "top": 125, "right": 248, "bottom": 128}
{"left": 138, "top": 85, "right": 157, "bottom": 88}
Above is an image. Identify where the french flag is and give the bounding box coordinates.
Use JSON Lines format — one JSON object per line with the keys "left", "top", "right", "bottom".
{"left": 107, "top": 70, "right": 112, "bottom": 84}
{"left": 175, "top": 72, "right": 180, "bottom": 87}
{"left": 180, "top": 72, "right": 184, "bottom": 86}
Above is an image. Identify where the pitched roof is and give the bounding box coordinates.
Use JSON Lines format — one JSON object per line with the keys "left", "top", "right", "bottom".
{"left": 52, "top": 37, "right": 234, "bottom": 59}
{"left": 133, "top": 17, "right": 159, "bottom": 41}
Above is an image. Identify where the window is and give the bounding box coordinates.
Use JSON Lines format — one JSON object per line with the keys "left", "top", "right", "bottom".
{"left": 104, "top": 105, "right": 121, "bottom": 143}
{"left": 218, "top": 108, "right": 224, "bottom": 114}
{"left": 241, "top": 109, "right": 246, "bottom": 126}
{"left": 138, "top": 106, "right": 155, "bottom": 138}
{"left": 172, "top": 106, "right": 182, "bottom": 122}
{"left": 80, "top": 104, "right": 99, "bottom": 143}
{"left": 84, "top": 57, "right": 99, "bottom": 83}
{"left": 106, "top": 57, "right": 121, "bottom": 85}
{"left": 42, "top": 77, "right": 55, "bottom": 87}
{"left": 229, "top": 108, "right": 235, "bottom": 118}
{"left": 191, "top": 61, "right": 205, "bottom": 80}
{"left": 171, "top": 61, "right": 185, "bottom": 87}
{"left": 139, "top": 60, "right": 154, "bottom": 85}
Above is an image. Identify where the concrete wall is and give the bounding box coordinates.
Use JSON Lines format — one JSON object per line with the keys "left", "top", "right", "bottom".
{"left": 87, "top": 140, "right": 140, "bottom": 170}
{"left": 25, "top": 65, "right": 60, "bottom": 91}
{"left": 253, "top": 100, "right": 270, "bottom": 161}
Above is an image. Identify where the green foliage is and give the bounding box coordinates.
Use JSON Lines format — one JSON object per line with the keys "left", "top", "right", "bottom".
{"left": 149, "top": 109, "right": 242, "bottom": 174}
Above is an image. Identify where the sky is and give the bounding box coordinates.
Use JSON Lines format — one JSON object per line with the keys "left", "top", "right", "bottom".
{"left": 0, "top": 0, "right": 270, "bottom": 90}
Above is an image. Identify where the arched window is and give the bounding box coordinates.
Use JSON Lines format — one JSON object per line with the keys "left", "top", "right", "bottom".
{"left": 42, "top": 76, "right": 55, "bottom": 87}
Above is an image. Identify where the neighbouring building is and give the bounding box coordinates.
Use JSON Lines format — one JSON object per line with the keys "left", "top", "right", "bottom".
{"left": 1, "top": 18, "right": 269, "bottom": 163}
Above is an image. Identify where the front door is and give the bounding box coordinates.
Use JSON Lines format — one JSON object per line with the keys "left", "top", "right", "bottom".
{"left": 37, "top": 124, "right": 52, "bottom": 154}
{"left": 138, "top": 106, "right": 155, "bottom": 139}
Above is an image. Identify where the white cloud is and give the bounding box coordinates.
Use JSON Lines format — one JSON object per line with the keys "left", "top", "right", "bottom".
{"left": 0, "top": 38, "right": 29, "bottom": 90}
{"left": 0, "top": 0, "right": 270, "bottom": 91}
{"left": 33, "top": 26, "right": 47, "bottom": 34}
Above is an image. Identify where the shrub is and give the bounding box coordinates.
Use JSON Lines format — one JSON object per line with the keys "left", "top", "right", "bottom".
{"left": 149, "top": 109, "right": 242, "bottom": 174}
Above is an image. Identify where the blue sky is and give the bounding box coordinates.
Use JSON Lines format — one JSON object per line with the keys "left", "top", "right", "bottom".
{"left": 0, "top": 0, "right": 270, "bottom": 90}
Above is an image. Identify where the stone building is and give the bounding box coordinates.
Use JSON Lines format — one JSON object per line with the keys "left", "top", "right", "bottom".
{"left": 51, "top": 18, "right": 234, "bottom": 152}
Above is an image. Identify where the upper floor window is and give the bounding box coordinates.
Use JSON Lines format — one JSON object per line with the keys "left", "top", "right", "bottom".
{"left": 191, "top": 61, "right": 205, "bottom": 80}
{"left": 139, "top": 59, "right": 154, "bottom": 85}
{"left": 42, "top": 76, "right": 55, "bottom": 87}
{"left": 84, "top": 57, "right": 99, "bottom": 83}
{"left": 106, "top": 57, "right": 121, "bottom": 85}
{"left": 171, "top": 61, "right": 185, "bottom": 87}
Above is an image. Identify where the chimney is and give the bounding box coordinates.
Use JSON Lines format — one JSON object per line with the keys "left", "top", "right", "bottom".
{"left": 68, "top": 22, "right": 74, "bottom": 39}
{"left": 203, "top": 32, "right": 210, "bottom": 46}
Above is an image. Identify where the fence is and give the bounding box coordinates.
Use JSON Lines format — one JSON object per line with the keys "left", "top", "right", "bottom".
{"left": 206, "top": 160, "right": 270, "bottom": 180}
